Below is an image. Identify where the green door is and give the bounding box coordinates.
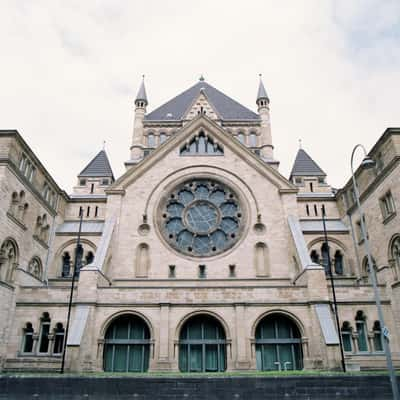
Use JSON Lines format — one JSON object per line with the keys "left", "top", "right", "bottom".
{"left": 179, "top": 315, "right": 226, "bottom": 372}
{"left": 255, "top": 315, "right": 303, "bottom": 371}
{"left": 104, "top": 315, "right": 150, "bottom": 372}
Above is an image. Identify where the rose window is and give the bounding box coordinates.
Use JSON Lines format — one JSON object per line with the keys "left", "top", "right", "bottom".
{"left": 160, "top": 179, "right": 244, "bottom": 257}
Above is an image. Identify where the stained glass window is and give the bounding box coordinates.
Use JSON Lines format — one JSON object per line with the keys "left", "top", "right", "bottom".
{"left": 160, "top": 179, "right": 243, "bottom": 257}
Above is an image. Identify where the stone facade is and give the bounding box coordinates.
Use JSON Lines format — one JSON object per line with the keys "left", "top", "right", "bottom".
{"left": 0, "top": 79, "right": 399, "bottom": 373}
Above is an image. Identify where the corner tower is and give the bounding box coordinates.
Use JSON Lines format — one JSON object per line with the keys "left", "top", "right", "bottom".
{"left": 256, "top": 75, "right": 274, "bottom": 162}
{"left": 129, "top": 76, "right": 148, "bottom": 165}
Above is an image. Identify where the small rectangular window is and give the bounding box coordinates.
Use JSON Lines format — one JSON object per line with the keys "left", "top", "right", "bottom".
{"left": 101, "top": 179, "right": 109, "bottom": 185}
{"left": 90, "top": 184, "right": 94, "bottom": 194}
{"left": 198, "top": 264, "right": 206, "bottom": 278}
{"left": 306, "top": 204, "right": 310, "bottom": 216}
{"left": 229, "top": 264, "right": 236, "bottom": 277}
{"left": 295, "top": 177, "right": 302, "bottom": 185}
{"left": 95, "top": 206, "right": 99, "bottom": 218}
{"left": 86, "top": 206, "right": 90, "bottom": 217}
{"left": 79, "top": 179, "right": 87, "bottom": 186}
{"left": 169, "top": 265, "right": 176, "bottom": 278}
{"left": 318, "top": 177, "right": 325, "bottom": 184}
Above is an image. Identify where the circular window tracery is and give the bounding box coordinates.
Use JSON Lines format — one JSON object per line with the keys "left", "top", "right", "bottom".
{"left": 160, "top": 178, "right": 244, "bottom": 257}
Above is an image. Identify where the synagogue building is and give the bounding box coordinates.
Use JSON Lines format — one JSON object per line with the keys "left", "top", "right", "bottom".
{"left": 0, "top": 77, "right": 399, "bottom": 372}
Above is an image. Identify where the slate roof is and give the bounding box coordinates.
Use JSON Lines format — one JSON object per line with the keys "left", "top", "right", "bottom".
{"left": 290, "top": 149, "right": 326, "bottom": 178}
{"left": 145, "top": 81, "right": 260, "bottom": 121}
{"left": 78, "top": 150, "right": 114, "bottom": 179}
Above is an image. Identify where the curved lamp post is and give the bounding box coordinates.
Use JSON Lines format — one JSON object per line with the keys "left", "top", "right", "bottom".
{"left": 351, "top": 144, "right": 399, "bottom": 399}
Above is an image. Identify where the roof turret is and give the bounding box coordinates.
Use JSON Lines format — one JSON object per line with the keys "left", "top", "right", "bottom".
{"left": 78, "top": 150, "right": 114, "bottom": 180}
{"left": 290, "top": 148, "right": 326, "bottom": 180}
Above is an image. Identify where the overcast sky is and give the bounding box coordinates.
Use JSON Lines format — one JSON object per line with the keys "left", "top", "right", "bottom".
{"left": 1, "top": 0, "right": 399, "bottom": 192}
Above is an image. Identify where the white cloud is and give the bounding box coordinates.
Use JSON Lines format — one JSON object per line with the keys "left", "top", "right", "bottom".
{"left": 0, "top": 0, "right": 399, "bottom": 191}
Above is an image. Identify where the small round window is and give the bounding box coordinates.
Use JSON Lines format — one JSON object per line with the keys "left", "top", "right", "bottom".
{"left": 160, "top": 178, "right": 244, "bottom": 257}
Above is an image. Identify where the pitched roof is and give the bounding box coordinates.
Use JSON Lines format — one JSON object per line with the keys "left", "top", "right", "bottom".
{"left": 145, "top": 80, "right": 259, "bottom": 121}
{"left": 290, "top": 148, "right": 326, "bottom": 178}
{"left": 78, "top": 150, "right": 114, "bottom": 179}
{"left": 256, "top": 78, "right": 269, "bottom": 102}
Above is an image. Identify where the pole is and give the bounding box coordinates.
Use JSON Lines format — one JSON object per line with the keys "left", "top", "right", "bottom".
{"left": 60, "top": 209, "right": 84, "bottom": 374}
{"left": 321, "top": 205, "right": 346, "bottom": 372}
{"left": 351, "top": 144, "right": 399, "bottom": 399}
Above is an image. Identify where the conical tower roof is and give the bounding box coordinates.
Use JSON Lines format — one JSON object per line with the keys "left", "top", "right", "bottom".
{"left": 135, "top": 78, "right": 148, "bottom": 105}
{"left": 78, "top": 150, "right": 114, "bottom": 180}
{"left": 290, "top": 148, "right": 326, "bottom": 179}
{"left": 256, "top": 76, "right": 269, "bottom": 102}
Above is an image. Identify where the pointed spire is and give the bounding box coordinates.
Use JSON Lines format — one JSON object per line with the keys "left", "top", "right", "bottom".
{"left": 135, "top": 75, "right": 148, "bottom": 106}
{"left": 78, "top": 149, "right": 114, "bottom": 180}
{"left": 199, "top": 74, "right": 205, "bottom": 81}
{"left": 290, "top": 148, "right": 326, "bottom": 180}
{"left": 256, "top": 74, "right": 269, "bottom": 104}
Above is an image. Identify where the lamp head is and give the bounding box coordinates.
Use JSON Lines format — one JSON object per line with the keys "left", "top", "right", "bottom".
{"left": 361, "top": 156, "right": 376, "bottom": 170}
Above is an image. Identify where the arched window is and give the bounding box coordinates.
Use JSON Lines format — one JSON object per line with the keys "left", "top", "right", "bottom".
{"left": 334, "top": 250, "right": 344, "bottom": 275}
{"left": 159, "top": 132, "right": 167, "bottom": 144}
{"left": 38, "top": 312, "right": 51, "bottom": 354}
{"left": 255, "top": 314, "right": 303, "bottom": 371}
{"left": 0, "top": 239, "right": 18, "bottom": 282}
{"left": 147, "top": 133, "right": 155, "bottom": 148}
{"left": 321, "top": 242, "right": 330, "bottom": 275}
{"left": 391, "top": 236, "right": 400, "bottom": 271}
{"left": 180, "top": 132, "right": 223, "bottom": 156}
{"left": 237, "top": 132, "right": 245, "bottom": 144}
{"left": 85, "top": 251, "right": 94, "bottom": 266}
{"left": 103, "top": 315, "right": 151, "bottom": 372}
{"left": 28, "top": 257, "right": 42, "bottom": 280}
{"left": 53, "top": 323, "right": 65, "bottom": 354}
{"left": 249, "top": 132, "right": 257, "bottom": 147}
{"left": 74, "top": 244, "right": 84, "bottom": 277}
{"left": 179, "top": 315, "right": 226, "bottom": 372}
{"left": 341, "top": 321, "right": 352, "bottom": 352}
{"left": 310, "top": 250, "right": 320, "bottom": 264}
{"left": 61, "top": 252, "right": 71, "bottom": 277}
{"left": 22, "top": 323, "right": 34, "bottom": 353}
{"left": 355, "top": 311, "right": 368, "bottom": 352}
{"left": 372, "top": 321, "right": 383, "bottom": 352}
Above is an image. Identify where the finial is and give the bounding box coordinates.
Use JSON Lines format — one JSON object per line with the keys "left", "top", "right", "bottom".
{"left": 102, "top": 140, "right": 106, "bottom": 151}
{"left": 142, "top": 74, "right": 145, "bottom": 80}
{"left": 259, "top": 73, "right": 262, "bottom": 78}
{"left": 299, "top": 139, "right": 302, "bottom": 149}
{"left": 199, "top": 74, "right": 205, "bottom": 81}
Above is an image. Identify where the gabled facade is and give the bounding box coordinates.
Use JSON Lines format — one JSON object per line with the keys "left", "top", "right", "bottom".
{"left": 0, "top": 79, "right": 399, "bottom": 373}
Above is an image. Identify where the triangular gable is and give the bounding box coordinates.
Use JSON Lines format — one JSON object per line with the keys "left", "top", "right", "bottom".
{"left": 183, "top": 91, "right": 220, "bottom": 121}
{"left": 109, "top": 115, "right": 297, "bottom": 193}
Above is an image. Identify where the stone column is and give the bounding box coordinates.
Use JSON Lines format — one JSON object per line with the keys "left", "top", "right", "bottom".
{"left": 155, "top": 303, "right": 172, "bottom": 370}
{"left": 234, "top": 303, "right": 251, "bottom": 369}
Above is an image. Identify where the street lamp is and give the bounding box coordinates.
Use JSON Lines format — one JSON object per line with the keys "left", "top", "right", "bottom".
{"left": 351, "top": 144, "right": 399, "bottom": 399}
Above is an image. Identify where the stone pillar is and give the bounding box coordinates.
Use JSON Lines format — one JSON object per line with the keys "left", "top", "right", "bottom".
{"left": 234, "top": 303, "right": 251, "bottom": 369}
{"left": 155, "top": 303, "right": 172, "bottom": 370}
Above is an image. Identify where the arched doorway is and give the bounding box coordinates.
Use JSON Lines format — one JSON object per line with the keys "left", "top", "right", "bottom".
{"left": 255, "top": 314, "right": 303, "bottom": 371}
{"left": 179, "top": 314, "right": 226, "bottom": 372}
{"left": 103, "top": 314, "right": 150, "bottom": 372}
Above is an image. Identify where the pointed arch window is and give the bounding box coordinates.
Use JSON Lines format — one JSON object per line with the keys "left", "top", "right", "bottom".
{"left": 321, "top": 242, "right": 330, "bottom": 274}
{"left": 341, "top": 321, "right": 352, "bottom": 352}
{"left": 180, "top": 132, "right": 223, "bottom": 156}
{"left": 28, "top": 257, "right": 42, "bottom": 280}
{"left": 0, "top": 239, "right": 18, "bottom": 282}
{"left": 62, "top": 252, "right": 71, "bottom": 277}
{"left": 391, "top": 236, "right": 400, "bottom": 271}
{"left": 310, "top": 250, "right": 320, "bottom": 264}
{"left": 355, "top": 311, "right": 368, "bottom": 352}
{"left": 334, "top": 250, "right": 344, "bottom": 275}
{"left": 38, "top": 312, "right": 51, "bottom": 354}
{"left": 22, "top": 323, "right": 34, "bottom": 353}
{"left": 372, "top": 321, "right": 383, "bottom": 352}
{"left": 53, "top": 323, "right": 65, "bottom": 354}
